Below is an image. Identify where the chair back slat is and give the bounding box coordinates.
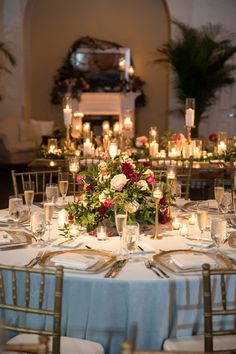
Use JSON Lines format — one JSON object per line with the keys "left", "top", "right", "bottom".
{"left": 39, "top": 273, "right": 45, "bottom": 309}
{"left": 0, "top": 271, "right": 5, "bottom": 303}
{"left": 12, "top": 270, "right": 17, "bottom": 306}
{"left": 25, "top": 271, "right": 30, "bottom": 307}
{"left": 0, "top": 264, "right": 63, "bottom": 354}
{"left": 221, "top": 274, "right": 227, "bottom": 311}
{"left": 11, "top": 169, "right": 61, "bottom": 202}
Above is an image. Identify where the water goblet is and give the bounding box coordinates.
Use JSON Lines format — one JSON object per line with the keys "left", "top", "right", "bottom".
{"left": 196, "top": 201, "right": 209, "bottom": 248}
{"left": 114, "top": 205, "right": 127, "bottom": 255}
{"left": 23, "top": 181, "right": 35, "bottom": 216}
{"left": 45, "top": 183, "right": 59, "bottom": 204}
{"left": 211, "top": 217, "right": 227, "bottom": 265}
{"left": 31, "top": 211, "right": 46, "bottom": 247}
{"left": 8, "top": 195, "right": 24, "bottom": 227}
{"left": 58, "top": 172, "right": 69, "bottom": 204}
{"left": 219, "top": 190, "right": 232, "bottom": 215}
{"left": 214, "top": 179, "right": 224, "bottom": 214}
{"left": 123, "top": 222, "right": 140, "bottom": 261}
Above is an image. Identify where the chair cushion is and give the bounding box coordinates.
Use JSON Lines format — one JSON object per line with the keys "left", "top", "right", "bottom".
{"left": 7, "top": 333, "right": 105, "bottom": 354}
{"left": 163, "top": 334, "right": 236, "bottom": 352}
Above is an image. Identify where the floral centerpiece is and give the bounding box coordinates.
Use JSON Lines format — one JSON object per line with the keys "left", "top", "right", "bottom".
{"left": 68, "top": 153, "right": 158, "bottom": 231}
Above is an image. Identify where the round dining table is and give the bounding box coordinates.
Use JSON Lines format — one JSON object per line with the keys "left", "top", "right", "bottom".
{"left": 0, "top": 200, "right": 235, "bottom": 354}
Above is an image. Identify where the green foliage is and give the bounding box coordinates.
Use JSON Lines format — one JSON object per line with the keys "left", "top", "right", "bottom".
{"left": 155, "top": 21, "right": 236, "bottom": 136}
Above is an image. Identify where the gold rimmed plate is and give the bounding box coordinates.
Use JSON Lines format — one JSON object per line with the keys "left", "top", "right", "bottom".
{"left": 39, "top": 248, "right": 116, "bottom": 273}
{"left": 182, "top": 201, "right": 218, "bottom": 215}
{"left": 0, "top": 229, "right": 32, "bottom": 250}
{"left": 153, "top": 249, "right": 233, "bottom": 275}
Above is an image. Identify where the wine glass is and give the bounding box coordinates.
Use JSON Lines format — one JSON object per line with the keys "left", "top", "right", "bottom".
{"left": 214, "top": 179, "right": 224, "bottom": 214}
{"left": 114, "top": 205, "right": 127, "bottom": 255}
{"left": 45, "top": 183, "right": 59, "bottom": 204}
{"left": 23, "top": 181, "right": 35, "bottom": 216}
{"left": 8, "top": 195, "right": 24, "bottom": 227}
{"left": 123, "top": 222, "right": 140, "bottom": 261}
{"left": 219, "top": 190, "right": 232, "bottom": 215}
{"left": 43, "top": 202, "right": 54, "bottom": 244}
{"left": 211, "top": 218, "right": 227, "bottom": 264}
{"left": 58, "top": 172, "right": 69, "bottom": 204}
{"left": 31, "top": 211, "right": 46, "bottom": 247}
{"left": 197, "top": 201, "right": 209, "bottom": 247}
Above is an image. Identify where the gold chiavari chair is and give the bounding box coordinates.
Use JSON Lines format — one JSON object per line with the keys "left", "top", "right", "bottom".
{"left": 163, "top": 263, "right": 236, "bottom": 352}
{"left": 150, "top": 157, "right": 193, "bottom": 200}
{"left": 2, "top": 335, "right": 49, "bottom": 353}
{"left": 0, "top": 264, "right": 104, "bottom": 354}
{"left": 11, "top": 169, "right": 62, "bottom": 202}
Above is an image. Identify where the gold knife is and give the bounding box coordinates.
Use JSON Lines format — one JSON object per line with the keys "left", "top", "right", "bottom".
{"left": 104, "top": 259, "right": 127, "bottom": 278}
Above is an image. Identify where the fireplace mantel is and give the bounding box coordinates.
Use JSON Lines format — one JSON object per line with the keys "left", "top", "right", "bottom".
{"left": 73, "top": 92, "right": 140, "bottom": 129}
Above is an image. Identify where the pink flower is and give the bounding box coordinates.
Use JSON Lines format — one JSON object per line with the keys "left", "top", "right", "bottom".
{"left": 122, "top": 162, "right": 134, "bottom": 178}
{"left": 101, "top": 152, "right": 109, "bottom": 160}
{"left": 99, "top": 198, "right": 112, "bottom": 215}
{"left": 76, "top": 175, "right": 86, "bottom": 185}
{"left": 172, "top": 133, "right": 186, "bottom": 142}
{"left": 147, "top": 176, "right": 155, "bottom": 185}
{"left": 110, "top": 173, "right": 127, "bottom": 191}
{"left": 85, "top": 182, "right": 96, "bottom": 191}
{"left": 136, "top": 135, "right": 148, "bottom": 147}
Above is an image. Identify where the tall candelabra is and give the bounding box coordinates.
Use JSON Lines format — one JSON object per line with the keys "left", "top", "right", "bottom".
{"left": 152, "top": 182, "right": 163, "bottom": 240}
{"left": 68, "top": 156, "right": 79, "bottom": 202}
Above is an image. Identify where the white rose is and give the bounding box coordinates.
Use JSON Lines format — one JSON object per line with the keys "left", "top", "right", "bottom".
{"left": 136, "top": 180, "right": 149, "bottom": 191}
{"left": 99, "top": 190, "right": 110, "bottom": 203}
{"left": 126, "top": 200, "right": 140, "bottom": 213}
{"left": 99, "top": 174, "right": 110, "bottom": 183}
{"left": 144, "top": 169, "right": 154, "bottom": 178}
{"left": 110, "top": 173, "right": 127, "bottom": 191}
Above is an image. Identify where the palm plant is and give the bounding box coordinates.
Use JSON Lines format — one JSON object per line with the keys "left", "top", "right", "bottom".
{"left": 0, "top": 41, "right": 16, "bottom": 100}
{"left": 155, "top": 21, "right": 236, "bottom": 137}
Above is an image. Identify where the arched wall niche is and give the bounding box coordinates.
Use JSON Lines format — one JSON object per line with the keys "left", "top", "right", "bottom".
{"left": 23, "top": 0, "right": 170, "bottom": 136}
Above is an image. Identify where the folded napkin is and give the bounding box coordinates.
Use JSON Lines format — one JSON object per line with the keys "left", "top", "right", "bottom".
{"left": 171, "top": 253, "right": 216, "bottom": 270}
{"left": 185, "top": 238, "right": 214, "bottom": 249}
{"left": 135, "top": 241, "right": 155, "bottom": 254}
{"left": 51, "top": 252, "right": 100, "bottom": 270}
{"left": 51, "top": 238, "right": 83, "bottom": 249}
{"left": 0, "top": 231, "right": 13, "bottom": 244}
{"left": 220, "top": 246, "right": 236, "bottom": 261}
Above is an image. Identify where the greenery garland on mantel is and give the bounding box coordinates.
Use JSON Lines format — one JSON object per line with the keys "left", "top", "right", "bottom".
{"left": 50, "top": 36, "right": 146, "bottom": 106}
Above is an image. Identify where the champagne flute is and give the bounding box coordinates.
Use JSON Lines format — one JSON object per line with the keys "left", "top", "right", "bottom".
{"left": 24, "top": 181, "right": 35, "bottom": 216}
{"left": 214, "top": 179, "right": 224, "bottom": 214}
{"left": 59, "top": 172, "right": 69, "bottom": 204}
{"left": 44, "top": 202, "right": 54, "bottom": 244}
{"left": 123, "top": 222, "right": 140, "bottom": 261}
{"left": 114, "top": 205, "right": 127, "bottom": 255}
{"left": 31, "top": 211, "right": 46, "bottom": 247}
{"left": 8, "top": 195, "right": 24, "bottom": 227}
{"left": 197, "top": 201, "right": 209, "bottom": 247}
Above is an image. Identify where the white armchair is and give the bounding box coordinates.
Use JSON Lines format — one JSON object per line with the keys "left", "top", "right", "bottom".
{"left": 0, "top": 118, "right": 55, "bottom": 164}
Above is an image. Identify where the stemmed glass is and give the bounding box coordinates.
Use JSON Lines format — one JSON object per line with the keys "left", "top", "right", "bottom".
{"left": 114, "top": 205, "right": 127, "bottom": 255}
{"left": 219, "top": 190, "right": 232, "bottom": 215}
{"left": 23, "top": 181, "right": 35, "bottom": 217}
{"left": 43, "top": 202, "right": 54, "bottom": 244}
{"left": 214, "top": 179, "right": 224, "bottom": 214}
{"left": 8, "top": 195, "right": 24, "bottom": 227}
{"left": 45, "top": 183, "right": 59, "bottom": 204}
{"left": 196, "top": 201, "right": 209, "bottom": 248}
{"left": 123, "top": 222, "right": 140, "bottom": 261}
{"left": 31, "top": 211, "right": 46, "bottom": 247}
{"left": 211, "top": 218, "right": 227, "bottom": 265}
{"left": 58, "top": 172, "right": 69, "bottom": 204}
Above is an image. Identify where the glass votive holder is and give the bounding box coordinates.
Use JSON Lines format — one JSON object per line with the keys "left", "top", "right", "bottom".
{"left": 179, "top": 223, "right": 188, "bottom": 237}
{"left": 172, "top": 217, "right": 180, "bottom": 230}
{"left": 97, "top": 225, "right": 107, "bottom": 240}
{"left": 69, "top": 224, "right": 79, "bottom": 237}
{"left": 211, "top": 218, "right": 227, "bottom": 241}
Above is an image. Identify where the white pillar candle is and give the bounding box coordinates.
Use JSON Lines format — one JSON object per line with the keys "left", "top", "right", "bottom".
{"left": 124, "top": 117, "right": 133, "bottom": 130}
{"left": 217, "top": 141, "right": 227, "bottom": 154}
{"left": 185, "top": 108, "right": 195, "bottom": 127}
{"left": 58, "top": 209, "right": 68, "bottom": 228}
{"left": 172, "top": 217, "right": 180, "bottom": 230}
{"left": 63, "top": 105, "right": 72, "bottom": 126}
{"left": 149, "top": 141, "right": 159, "bottom": 157}
{"left": 109, "top": 142, "right": 118, "bottom": 159}
{"left": 83, "top": 138, "right": 92, "bottom": 157}
{"left": 153, "top": 188, "right": 163, "bottom": 199}
{"left": 128, "top": 66, "right": 134, "bottom": 77}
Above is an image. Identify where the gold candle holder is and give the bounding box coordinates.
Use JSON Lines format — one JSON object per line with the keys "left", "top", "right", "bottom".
{"left": 68, "top": 157, "right": 79, "bottom": 202}
{"left": 151, "top": 183, "right": 163, "bottom": 240}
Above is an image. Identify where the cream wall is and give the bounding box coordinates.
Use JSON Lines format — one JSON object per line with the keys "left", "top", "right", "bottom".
{"left": 0, "top": 0, "right": 236, "bottom": 139}
{"left": 25, "top": 0, "right": 169, "bottom": 136}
